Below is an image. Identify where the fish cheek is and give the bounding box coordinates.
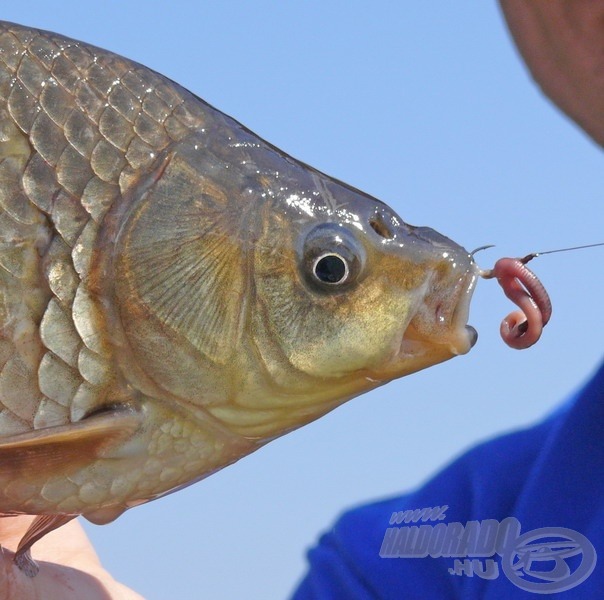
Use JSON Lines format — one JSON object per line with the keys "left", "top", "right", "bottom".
{"left": 253, "top": 237, "right": 416, "bottom": 380}
{"left": 255, "top": 281, "right": 410, "bottom": 379}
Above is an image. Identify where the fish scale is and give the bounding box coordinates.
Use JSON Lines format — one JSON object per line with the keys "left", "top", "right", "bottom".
{"left": 0, "top": 22, "right": 251, "bottom": 532}
{"left": 0, "top": 21, "right": 208, "bottom": 435}
{"left": 0, "top": 20, "right": 480, "bottom": 574}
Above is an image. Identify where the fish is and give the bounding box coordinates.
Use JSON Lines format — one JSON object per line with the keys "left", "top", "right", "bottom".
{"left": 0, "top": 20, "right": 479, "bottom": 573}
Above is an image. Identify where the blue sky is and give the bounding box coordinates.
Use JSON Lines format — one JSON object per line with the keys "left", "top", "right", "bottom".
{"left": 4, "top": 3, "right": 603, "bottom": 599}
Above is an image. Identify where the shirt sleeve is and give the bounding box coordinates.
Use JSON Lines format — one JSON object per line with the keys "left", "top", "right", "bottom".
{"left": 292, "top": 529, "right": 378, "bottom": 600}
{"left": 290, "top": 395, "right": 570, "bottom": 600}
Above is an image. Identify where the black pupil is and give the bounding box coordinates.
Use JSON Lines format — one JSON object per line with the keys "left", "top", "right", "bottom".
{"left": 315, "top": 255, "right": 347, "bottom": 284}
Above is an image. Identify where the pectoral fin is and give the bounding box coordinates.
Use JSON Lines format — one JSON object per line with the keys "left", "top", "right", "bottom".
{"left": 0, "top": 407, "right": 142, "bottom": 480}
{"left": 14, "top": 514, "right": 76, "bottom": 577}
{"left": 0, "top": 409, "right": 142, "bottom": 576}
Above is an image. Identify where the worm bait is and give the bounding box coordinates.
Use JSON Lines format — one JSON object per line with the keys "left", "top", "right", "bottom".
{"left": 480, "top": 242, "right": 604, "bottom": 349}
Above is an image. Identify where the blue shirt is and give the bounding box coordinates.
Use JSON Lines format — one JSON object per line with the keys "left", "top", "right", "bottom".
{"left": 292, "top": 361, "right": 604, "bottom": 599}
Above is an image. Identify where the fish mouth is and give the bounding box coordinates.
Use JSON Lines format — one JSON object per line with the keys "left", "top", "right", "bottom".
{"left": 445, "top": 261, "right": 480, "bottom": 353}
{"left": 399, "top": 228, "right": 480, "bottom": 355}
{"left": 399, "top": 258, "right": 480, "bottom": 362}
{"left": 363, "top": 227, "right": 480, "bottom": 381}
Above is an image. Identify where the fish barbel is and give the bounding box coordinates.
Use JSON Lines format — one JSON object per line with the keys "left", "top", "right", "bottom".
{"left": 0, "top": 21, "right": 478, "bottom": 571}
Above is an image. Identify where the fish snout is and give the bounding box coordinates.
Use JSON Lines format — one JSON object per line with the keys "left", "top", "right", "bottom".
{"left": 393, "top": 223, "right": 479, "bottom": 357}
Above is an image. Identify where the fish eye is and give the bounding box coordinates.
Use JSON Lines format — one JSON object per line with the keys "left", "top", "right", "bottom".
{"left": 313, "top": 253, "right": 349, "bottom": 284}
{"left": 301, "top": 223, "right": 365, "bottom": 292}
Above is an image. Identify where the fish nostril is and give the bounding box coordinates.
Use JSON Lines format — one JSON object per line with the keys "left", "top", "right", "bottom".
{"left": 369, "top": 214, "right": 395, "bottom": 239}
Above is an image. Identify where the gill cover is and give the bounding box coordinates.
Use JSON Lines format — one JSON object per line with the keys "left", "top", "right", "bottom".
{"left": 112, "top": 138, "right": 249, "bottom": 381}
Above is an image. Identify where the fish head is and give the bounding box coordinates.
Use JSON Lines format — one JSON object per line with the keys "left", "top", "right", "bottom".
{"left": 109, "top": 123, "right": 478, "bottom": 436}
{"left": 249, "top": 157, "right": 479, "bottom": 394}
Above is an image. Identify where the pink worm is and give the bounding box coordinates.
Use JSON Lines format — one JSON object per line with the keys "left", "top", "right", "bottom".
{"left": 482, "top": 257, "right": 552, "bottom": 349}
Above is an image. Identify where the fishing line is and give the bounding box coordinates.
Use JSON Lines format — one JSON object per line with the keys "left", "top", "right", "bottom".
{"left": 520, "top": 241, "right": 604, "bottom": 264}
{"left": 470, "top": 241, "right": 604, "bottom": 264}
{"left": 473, "top": 241, "right": 604, "bottom": 348}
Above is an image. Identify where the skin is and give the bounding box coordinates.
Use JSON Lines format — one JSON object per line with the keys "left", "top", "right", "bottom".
{"left": 2, "top": 1, "right": 604, "bottom": 596}
{"left": 0, "top": 515, "right": 141, "bottom": 599}
{"left": 499, "top": 0, "right": 604, "bottom": 146}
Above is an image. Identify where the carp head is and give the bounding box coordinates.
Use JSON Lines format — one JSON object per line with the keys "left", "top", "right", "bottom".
{"left": 109, "top": 119, "right": 478, "bottom": 439}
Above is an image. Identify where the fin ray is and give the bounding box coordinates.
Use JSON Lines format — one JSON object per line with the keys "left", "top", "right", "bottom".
{"left": 15, "top": 514, "right": 76, "bottom": 576}
{"left": 0, "top": 408, "right": 141, "bottom": 479}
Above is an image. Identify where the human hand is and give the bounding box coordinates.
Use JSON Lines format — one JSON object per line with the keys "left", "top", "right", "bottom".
{"left": 0, "top": 516, "right": 144, "bottom": 600}
{"left": 500, "top": 0, "right": 604, "bottom": 147}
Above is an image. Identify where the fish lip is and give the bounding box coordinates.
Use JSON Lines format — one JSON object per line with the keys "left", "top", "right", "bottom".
{"left": 402, "top": 256, "right": 479, "bottom": 358}
{"left": 446, "top": 262, "right": 480, "bottom": 354}
{"left": 465, "top": 325, "right": 478, "bottom": 348}
{"left": 369, "top": 260, "right": 479, "bottom": 381}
